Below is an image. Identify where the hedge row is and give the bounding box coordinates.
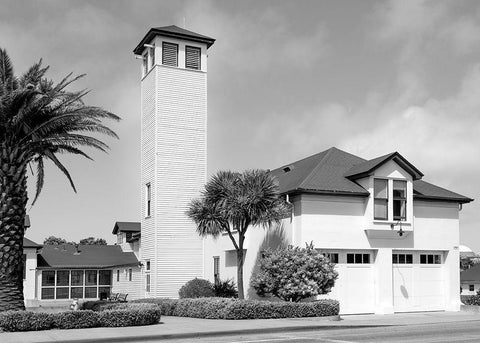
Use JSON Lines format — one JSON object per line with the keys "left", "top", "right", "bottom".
{"left": 462, "top": 295, "right": 480, "bottom": 305}
{"left": 0, "top": 303, "right": 161, "bottom": 332}
{"left": 132, "top": 297, "right": 339, "bottom": 319}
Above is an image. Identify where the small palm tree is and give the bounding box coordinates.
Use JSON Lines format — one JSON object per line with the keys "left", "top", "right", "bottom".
{"left": 187, "top": 169, "right": 290, "bottom": 299}
{"left": 0, "top": 48, "right": 119, "bottom": 311}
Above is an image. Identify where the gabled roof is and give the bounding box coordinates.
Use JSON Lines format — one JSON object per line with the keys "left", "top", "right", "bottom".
{"left": 133, "top": 25, "right": 215, "bottom": 55}
{"left": 345, "top": 152, "right": 423, "bottom": 180}
{"left": 270, "top": 147, "right": 472, "bottom": 203}
{"left": 23, "top": 237, "right": 41, "bottom": 249}
{"left": 112, "top": 222, "right": 141, "bottom": 234}
{"left": 37, "top": 244, "right": 138, "bottom": 269}
{"left": 461, "top": 264, "right": 480, "bottom": 282}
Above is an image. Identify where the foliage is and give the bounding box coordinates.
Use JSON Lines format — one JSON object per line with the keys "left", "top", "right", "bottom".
{"left": 213, "top": 279, "right": 238, "bottom": 298}
{"left": 0, "top": 48, "right": 119, "bottom": 310}
{"left": 251, "top": 243, "right": 338, "bottom": 302}
{"left": 187, "top": 169, "right": 290, "bottom": 299}
{"left": 132, "top": 297, "right": 339, "bottom": 319}
{"left": 0, "top": 304, "right": 161, "bottom": 332}
{"left": 462, "top": 295, "right": 480, "bottom": 306}
{"left": 43, "top": 236, "right": 74, "bottom": 245}
{"left": 80, "top": 300, "right": 110, "bottom": 311}
{"left": 79, "top": 237, "right": 107, "bottom": 245}
{"left": 460, "top": 256, "right": 480, "bottom": 271}
{"left": 0, "top": 311, "right": 53, "bottom": 331}
{"left": 178, "top": 278, "right": 215, "bottom": 299}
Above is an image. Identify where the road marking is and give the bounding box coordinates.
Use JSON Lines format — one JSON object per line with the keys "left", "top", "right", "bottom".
{"left": 320, "top": 339, "right": 359, "bottom": 343}
{"left": 226, "top": 338, "right": 315, "bottom": 343}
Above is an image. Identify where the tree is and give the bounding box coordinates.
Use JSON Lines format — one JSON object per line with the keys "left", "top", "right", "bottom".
{"left": 43, "top": 236, "right": 68, "bottom": 245}
{"left": 79, "top": 237, "right": 107, "bottom": 245}
{"left": 251, "top": 243, "right": 338, "bottom": 302}
{"left": 187, "top": 169, "right": 290, "bottom": 299}
{"left": 0, "top": 49, "right": 119, "bottom": 311}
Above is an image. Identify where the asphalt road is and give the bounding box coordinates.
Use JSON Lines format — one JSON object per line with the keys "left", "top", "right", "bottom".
{"left": 157, "top": 320, "right": 480, "bottom": 343}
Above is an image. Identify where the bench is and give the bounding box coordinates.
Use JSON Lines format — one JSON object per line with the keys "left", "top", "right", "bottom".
{"left": 117, "top": 293, "right": 128, "bottom": 302}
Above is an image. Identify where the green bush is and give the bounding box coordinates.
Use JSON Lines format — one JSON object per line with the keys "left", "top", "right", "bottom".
{"left": 132, "top": 297, "right": 339, "bottom": 319}
{"left": 80, "top": 300, "right": 109, "bottom": 311}
{"left": 53, "top": 311, "right": 99, "bottom": 329}
{"left": 251, "top": 243, "right": 339, "bottom": 302}
{"left": 214, "top": 279, "right": 238, "bottom": 298}
{"left": 0, "top": 311, "right": 53, "bottom": 332}
{"left": 178, "top": 278, "right": 215, "bottom": 298}
{"left": 0, "top": 303, "right": 161, "bottom": 332}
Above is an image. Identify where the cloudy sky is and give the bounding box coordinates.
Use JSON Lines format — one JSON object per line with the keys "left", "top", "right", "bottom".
{"left": 2, "top": 0, "right": 479, "bottom": 250}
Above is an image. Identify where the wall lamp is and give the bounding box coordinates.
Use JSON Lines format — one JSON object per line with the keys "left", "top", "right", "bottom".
{"left": 390, "top": 221, "right": 404, "bottom": 237}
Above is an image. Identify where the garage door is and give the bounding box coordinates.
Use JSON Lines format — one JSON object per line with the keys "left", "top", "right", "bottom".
{"left": 393, "top": 251, "right": 445, "bottom": 312}
{"left": 319, "top": 251, "right": 375, "bottom": 315}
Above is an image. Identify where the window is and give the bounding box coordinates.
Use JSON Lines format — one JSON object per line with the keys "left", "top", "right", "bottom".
{"left": 420, "top": 254, "right": 441, "bottom": 265}
{"left": 393, "top": 180, "right": 407, "bottom": 221}
{"left": 128, "top": 268, "right": 132, "bottom": 282}
{"left": 41, "top": 269, "right": 112, "bottom": 300}
{"left": 213, "top": 256, "right": 220, "bottom": 283}
{"left": 393, "top": 254, "right": 413, "bottom": 264}
{"left": 185, "top": 46, "right": 201, "bottom": 70}
{"left": 146, "top": 274, "right": 151, "bottom": 292}
{"left": 146, "top": 260, "right": 151, "bottom": 271}
{"left": 116, "top": 269, "right": 120, "bottom": 282}
{"left": 470, "top": 285, "right": 475, "bottom": 292}
{"left": 145, "top": 183, "right": 151, "bottom": 217}
{"left": 347, "top": 253, "right": 371, "bottom": 264}
{"left": 142, "top": 52, "right": 148, "bottom": 76}
{"left": 321, "top": 253, "right": 339, "bottom": 264}
{"left": 374, "top": 179, "right": 388, "bottom": 220}
{"left": 162, "top": 42, "right": 178, "bottom": 67}
{"left": 149, "top": 47, "right": 155, "bottom": 69}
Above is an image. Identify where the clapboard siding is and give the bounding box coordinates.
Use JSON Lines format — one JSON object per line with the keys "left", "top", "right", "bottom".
{"left": 140, "top": 68, "right": 156, "bottom": 299}
{"left": 153, "top": 66, "right": 207, "bottom": 297}
{"left": 111, "top": 266, "right": 143, "bottom": 300}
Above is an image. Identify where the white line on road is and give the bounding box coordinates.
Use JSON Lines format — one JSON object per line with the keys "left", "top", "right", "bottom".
{"left": 226, "top": 338, "right": 315, "bottom": 343}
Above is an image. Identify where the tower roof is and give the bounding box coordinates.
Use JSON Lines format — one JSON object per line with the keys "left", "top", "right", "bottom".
{"left": 133, "top": 25, "right": 215, "bottom": 55}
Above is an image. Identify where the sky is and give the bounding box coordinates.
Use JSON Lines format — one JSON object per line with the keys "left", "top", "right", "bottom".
{"left": 1, "top": 0, "right": 479, "bottom": 250}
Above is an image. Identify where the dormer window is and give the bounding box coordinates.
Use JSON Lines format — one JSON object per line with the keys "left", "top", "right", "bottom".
{"left": 162, "top": 42, "right": 178, "bottom": 67}
{"left": 374, "top": 179, "right": 388, "bottom": 220}
{"left": 393, "top": 180, "right": 407, "bottom": 221}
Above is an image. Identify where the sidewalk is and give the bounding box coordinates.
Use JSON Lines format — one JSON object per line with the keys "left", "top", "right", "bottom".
{"left": 2, "top": 311, "right": 480, "bottom": 343}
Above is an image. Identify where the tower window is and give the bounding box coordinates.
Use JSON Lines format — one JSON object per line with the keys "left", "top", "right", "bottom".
{"left": 149, "top": 47, "right": 155, "bottom": 69}
{"left": 393, "top": 180, "right": 407, "bottom": 221}
{"left": 374, "top": 179, "right": 388, "bottom": 220}
{"left": 185, "top": 46, "right": 201, "bottom": 70}
{"left": 162, "top": 42, "right": 178, "bottom": 67}
{"left": 213, "top": 256, "right": 220, "bottom": 284}
{"left": 142, "top": 52, "right": 148, "bottom": 76}
{"left": 145, "top": 183, "right": 151, "bottom": 218}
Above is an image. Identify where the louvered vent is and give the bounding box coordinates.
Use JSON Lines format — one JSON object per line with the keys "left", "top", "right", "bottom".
{"left": 185, "top": 46, "right": 201, "bottom": 70}
{"left": 162, "top": 42, "right": 178, "bottom": 67}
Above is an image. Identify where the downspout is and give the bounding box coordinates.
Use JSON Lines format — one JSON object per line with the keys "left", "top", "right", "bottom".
{"left": 285, "top": 194, "right": 295, "bottom": 246}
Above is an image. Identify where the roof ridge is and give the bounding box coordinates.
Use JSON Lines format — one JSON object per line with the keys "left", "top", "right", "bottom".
{"left": 298, "top": 147, "right": 337, "bottom": 190}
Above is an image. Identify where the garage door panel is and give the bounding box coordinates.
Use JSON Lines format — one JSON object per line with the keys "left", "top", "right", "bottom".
{"left": 342, "top": 266, "right": 375, "bottom": 314}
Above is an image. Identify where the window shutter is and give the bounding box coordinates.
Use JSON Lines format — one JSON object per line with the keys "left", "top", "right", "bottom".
{"left": 162, "top": 42, "right": 178, "bottom": 67}
{"left": 185, "top": 46, "right": 201, "bottom": 70}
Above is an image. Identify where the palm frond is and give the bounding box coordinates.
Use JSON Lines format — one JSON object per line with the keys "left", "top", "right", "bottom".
{"left": 31, "top": 157, "right": 45, "bottom": 206}
{"left": 44, "top": 150, "right": 76, "bottom": 193}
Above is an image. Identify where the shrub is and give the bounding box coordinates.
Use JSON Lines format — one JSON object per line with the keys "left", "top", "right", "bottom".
{"left": 53, "top": 311, "right": 99, "bottom": 329}
{"left": 251, "top": 243, "right": 339, "bottom": 302}
{"left": 214, "top": 279, "right": 238, "bottom": 298}
{"left": 462, "top": 295, "right": 480, "bottom": 305}
{"left": 98, "top": 304, "right": 161, "bottom": 327}
{"left": 0, "top": 311, "right": 53, "bottom": 332}
{"left": 178, "top": 278, "right": 215, "bottom": 298}
{"left": 132, "top": 297, "right": 339, "bottom": 319}
{"left": 80, "top": 300, "right": 109, "bottom": 311}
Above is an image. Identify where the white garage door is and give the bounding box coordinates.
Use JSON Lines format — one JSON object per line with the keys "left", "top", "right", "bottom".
{"left": 319, "top": 251, "right": 375, "bottom": 315}
{"left": 393, "top": 251, "right": 445, "bottom": 312}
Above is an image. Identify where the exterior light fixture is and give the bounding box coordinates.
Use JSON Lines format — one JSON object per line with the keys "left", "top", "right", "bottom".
{"left": 390, "top": 221, "right": 404, "bottom": 237}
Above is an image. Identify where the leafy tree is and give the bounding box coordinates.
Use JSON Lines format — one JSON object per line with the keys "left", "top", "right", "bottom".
{"left": 0, "top": 49, "right": 119, "bottom": 311}
{"left": 187, "top": 170, "right": 289, "bottom": 299}
{"left": 79, "top": 237, "right": 107, "bottom": 245}
{"left": 251, "top": 243, "right": 338, "bottom": 302}
{"left": 43, "top": 236, "right": 68, "bottom": 245}
{"left": 178, "top": 278, "right": 215, "bottom": 298}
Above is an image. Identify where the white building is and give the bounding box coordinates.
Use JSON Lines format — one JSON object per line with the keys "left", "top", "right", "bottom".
{"left": 204, "top": 148, "right": 473, "bottom": 314}
{"left": 133, "top": 26, "right": 215, "bottom": 298}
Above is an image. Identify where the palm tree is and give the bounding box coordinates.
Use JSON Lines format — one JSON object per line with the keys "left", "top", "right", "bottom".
{"left": 0, "top": 48, "right": 119, "bottom": 311}
{"left": 187, "top": 169, "right": 290, "bottom": 299}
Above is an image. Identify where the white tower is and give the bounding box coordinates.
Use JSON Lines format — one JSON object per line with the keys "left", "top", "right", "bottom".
{"left": 134, "top": 26, "right": 215, "bottom": 297}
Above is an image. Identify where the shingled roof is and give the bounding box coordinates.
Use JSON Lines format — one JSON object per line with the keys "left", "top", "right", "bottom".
{"left": 37, "top": 245, "right": 138, "bottom": 269}
{"left": 23, "top": 237, "right": 42, "bottom": 249}
{"left": 270, "top": 147, "right": 472, "bottom": 203}
{"left": 112, "top": 222, "right": 141, "bottom": 235}
{"left": 133, "top": 25, "right": 215, "bottom": 55}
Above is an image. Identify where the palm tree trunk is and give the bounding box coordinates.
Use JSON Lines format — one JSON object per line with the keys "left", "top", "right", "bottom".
{"left": 0, "top": 145, "right": 28, "bottom": 311}
{"left": 237, "top": 234, "right": 245, "bottom": 299}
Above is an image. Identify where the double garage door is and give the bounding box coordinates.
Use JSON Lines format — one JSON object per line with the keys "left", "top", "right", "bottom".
{"left": 320, "top": 250, "right": 445, "bottom": 314}
{"left": 393, "top": 251, "right": 445, "bottom": 312}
